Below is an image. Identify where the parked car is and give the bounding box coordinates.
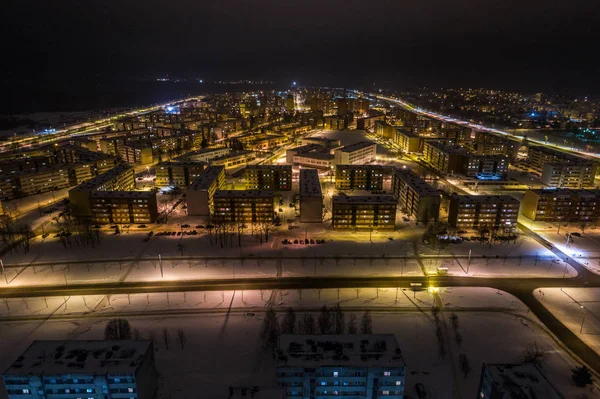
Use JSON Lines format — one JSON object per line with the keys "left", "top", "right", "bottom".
{"left": 137, "top": 224, "right": 147, "bottom": 228}
{"left": 181, "top": 224, "right": 190, "bottom": 228}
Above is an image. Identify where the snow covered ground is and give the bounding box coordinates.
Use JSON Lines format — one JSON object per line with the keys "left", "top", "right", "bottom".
{"left": 0, "top": 288, "right": 598, "bottom": 399}
{"left": 536, "top": 287, "right": 600, "bottom": 356}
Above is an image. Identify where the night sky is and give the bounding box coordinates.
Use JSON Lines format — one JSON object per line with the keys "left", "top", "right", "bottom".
{"left": 2, "top": 0, "right": 599, "bottom": 101}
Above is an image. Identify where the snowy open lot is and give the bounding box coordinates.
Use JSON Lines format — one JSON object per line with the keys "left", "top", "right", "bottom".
{"left": 537, "top": 287, "right": 600, "bottom": 356}
{"left": 0, "top": 288, "right": 598, "bottom": 399}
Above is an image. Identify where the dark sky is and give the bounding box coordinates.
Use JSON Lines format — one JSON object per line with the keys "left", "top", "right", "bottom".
{"left": 2, "top": 0, "right": 600, "bottom": 95}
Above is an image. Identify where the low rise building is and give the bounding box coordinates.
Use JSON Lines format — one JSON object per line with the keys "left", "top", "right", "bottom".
{"left": 179, "top": 147, "right": 231, "bottom": 163}
{"left": 244, "top": 165, "right": 292, "bottom": 191}
{"left": 335, "top": 165, "right": 385, "bottom": 191}
{"left": 465, "top": 155, "right": 509, "bottom": 180}
{"left": 277, "top": 334, "right": 405, "bottom": 399}
{"left": 522, "top": 188, "right": 600, "bottom": 222}
{"left": 186, "top": 165, "right": 227, "bottom": 216}
{"left": 210, "top": 150, "right": 256, "bottom": 170}
{"left": 1, "top": 340, "right": 158, "bottom": 399}
{"left": 477, "top": 363, "right": 564, "bottom": 399}
{"left": 541, "top": 162, "right": 597, "bottom": 188}
{"left": 213, "top": 190, "right": 275, "bottom": 223}
{"left": 155, "top": 161, "right": 205, "bottom": 188}
{"left": 334, "top": 141, "right": 377, "bottom": 165}
{"left": 90, "top": 191, "right": 158, "bottom": 224}
{"left": 332, "top": 195, "right": 396, "bottom": 230}
{"left": 392, "top": 168, "right": 440, "bottom": 222}
{"left": 448, "top": 194, "right": 519, "bottom": 231}
{"left": 299, "top": 169, "right": 323, "bottom": 223}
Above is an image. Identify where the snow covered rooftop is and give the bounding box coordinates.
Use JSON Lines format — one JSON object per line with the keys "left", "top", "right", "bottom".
{"left": 277, "top": 334, "right": 404, "bottom": 368}
{"left": 4, "top": 340, "right": 152, "bottom": 376}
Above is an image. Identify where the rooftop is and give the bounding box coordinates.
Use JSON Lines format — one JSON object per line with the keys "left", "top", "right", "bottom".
{"left": 70, "top": 164, "right": 133, "bottom": 192}
{"left": 333, "top": 195, "right": 397, "bottom": 205}
{"left": 214, "top": 190, "right": 275, "bottom": 199}
{"left": 90, "top": 190, "right": 156, "bottom": 199}
{"left": 278, "top": 334, "right": 404, "bottom": 368}
{"left": 300, "top": 169, "right": 322, "bottom": 197}
{"left": 4, "top": 340, "right": 152, "bottom": 376}
{"left": 482, "top": 364, "right": 564, "bottom": 399}
{"left": 338, "top": 141, "right": 376, "bottom": 153}
{"left": 451, "top": 194, "right": 519, "bottom": 204}
{"left": 393, "top": 168, "right": 439, "bottom": 196}
{"left": 211, "top": 150, "right": 255, "bottom": 162}
{"left": 245, "top": 164, "right": 292, "bottom": 171}
{"left": 188, "top": 165, "right": 225, "bottom": 191}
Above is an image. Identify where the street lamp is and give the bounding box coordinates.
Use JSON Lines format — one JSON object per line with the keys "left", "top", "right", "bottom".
{"left": 580, "top": 305, "right": 586, "bottom": 334}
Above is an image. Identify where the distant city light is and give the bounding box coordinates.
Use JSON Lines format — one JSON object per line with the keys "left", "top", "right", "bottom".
{"left": 292, "top": 81, "right": 297, "bottom": 86}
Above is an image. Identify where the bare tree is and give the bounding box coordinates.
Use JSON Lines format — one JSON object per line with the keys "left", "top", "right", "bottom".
{"left": 163, "top": 328, "right": 171, "bottom": 350}
{"left": 176, "top": 329, "right": 187, "bottom": 349}
{"left": 298, "top": 314, "right": 316, "bottom": 335}
{"left": 520, "top": 341, "right": 547, "bottom": 367}
{"left": 333, "top": 303, "right": 345, "bottom": 334}
{"left": 104, "top": 318, "right": 132, "bottom": 340}
{"left": 260, "top": 307, "right": 280, "bottom": 354}
{"left": 360, "top": 311, "right": 373, "bottom": 334}
{"left": 459, "top": 354, "right": 471, "bottom": 378}
{"left": 281, "top": 308, "right": 297, "bottom": 334}
{"left": 318, "top": 306, "right": 332, "bottom": 334}
{"left": 133, "top": 328, "right": 141, "bottom": 340}
{"left": 347, "top": 313, "right": 358, "bottom": 334}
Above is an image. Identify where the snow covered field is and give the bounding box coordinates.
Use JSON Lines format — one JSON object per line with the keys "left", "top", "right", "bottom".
{"left": 537, "top": 287, "right": 600, "bottom": 356}
{"left": 0, "top": 288, "right": 598, "bottom": 399}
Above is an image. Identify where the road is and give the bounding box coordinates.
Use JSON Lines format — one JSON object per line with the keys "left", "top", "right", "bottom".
{"left": 367, "top": 92, "right": 600, "bottom": 161}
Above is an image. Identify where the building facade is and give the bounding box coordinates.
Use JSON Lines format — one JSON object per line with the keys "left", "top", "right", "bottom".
{"left": 90, "top": 191, "right": 158, "bottom": 224}
{"left": 335, "top": 165, "right": 385, "bottom": 191}
{"left": 448, "top": 194, "right": 519, "bottom": 230}
{"left": 155, "top": 161, "right": 205, "bottom": 188}
{"left": 334, "top": 142, "right": 377, "bottom": 165}
{"left": 392, "top": 168, "right": 440, "bottom": 223}
{"left": 244, "top": 165, "right": 292, "bottom": 191}
{"left": 332, "top": 195, "right": 396, "bottom": 231}
{"left": 1, "top": 340, "right": 158, "bottom": 399}
{"left": 213, "top": 190, "right": 275, "bottom": 223}
{"left": 522, "top": 188, "right": 600, "bottom": 222}
{"left": 186, "top": 165, "right": 227, "bottom": 216}
{"left": 299, "top": 169, "right": 323, "bottom": 223}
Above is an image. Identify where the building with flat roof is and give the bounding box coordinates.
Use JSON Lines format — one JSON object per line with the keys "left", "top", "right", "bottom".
{"left": 90, "top": 191, "right": 158, "bottom": 224}
{"left": 245, "top": 165, "right": 292, "bottom": 191}
{"left": 179, "top": 147, "right": 231, "bottom": 163}
{"left": 69, "top": 164, "right": 136, "bottom": 218}
{"left": 210, "top": 150, "right": 256, "bottom": 170}
{"left": 186, "top": 165, "right": 226, "bottom": 216}
{"left": 392, "top": 168, "right": 440, "bottom": 223}
{"left": 465, "top": 155, "right": 509, "bottom": 180}
{"left": 375, "top": 120, "right": 395, "bottom": 139}
{"left": 332, "top": 195, "right": 396, "bottom": 230}
{"left": 334, "top": 141, "right": 377, "bottom": 165}
{"left": 522, "top": 188, "right": 600, "bottom": 222}
{"left": 394, "top": 128, "right": 422, "bottom": 153}
{"left": 277, "top": 334, "right": 405, "bottom": 399}
{"left": 2, "top": 340, "right": 158, "bottom": 399}
{"left": 541, "top": 162, "right": 597, "bottom": 188}
{"left": 422, "top": 141, "right": 470, "bottom": 174}
{"left": 299, "top": 169, "right": 323, "bottom": 223}
{"left": 301, "top": 137, "right": 341, "bottom": 148}
{"left": 477, "top": 363, "right": 564, "bottom": 399}
{"left": 213, "top": 190, "right": 275, "bottom": 223}
{"left": 448, "top": 194, "right": 519, "bottom": 230}
{"left": 155, "top": 161, "right": 205, "bottom": 188}
{"left": 335, "top": 165, "right": 385, "bottom": 191}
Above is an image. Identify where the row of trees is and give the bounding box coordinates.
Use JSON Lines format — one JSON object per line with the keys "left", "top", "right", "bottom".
{"left": 261, "top": 306, "right": 373, "bottom": 354}
{"left": 0, "top": 203, "right": 33, "bottom": 254}
{"left": 103, "top": 318, "right": 187, "bottom": 350}
{"left": 205, "top": 214, "right": 276, "bottom": 248}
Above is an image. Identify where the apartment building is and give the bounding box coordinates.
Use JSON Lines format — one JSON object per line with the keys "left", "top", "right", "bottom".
{"left": 335, "top": 165, "right": 385, "bottom": 191}
{"left": 527, "top": 145, "right": 598, "bottom": 185}
{"left": 90, "top": 191, "right": 158, "bottom": 224}
{"left": 375, "top": 120, "right": 395, "bottom": 139}
{"left": 244, "top": 165, "right": 292, "bottom": 191}
{"left": 180, "top": 147, "right": 231, "bottom": 163}
{"left": 1, "top": 340, "right": 158, "bottom": 399}
{"left": 299, "top": 168, "right": 323, "bottom": 223}
{"left": 119, "top": 142, "right": 154, "bottom": 165}
{"left": 448, "top": 194, "right": 519, "bottom": 230}
{"left": 332, "top": 195, "right": 396, "bottom": 231}
{"left": 186, "top": 165, "right": 226, "bottom": 216}
{"left": 277, "top": 334, "right": 405, "bottom": 399}
{"left": 465, "top": 155, "right": 509, "bottom": 180}
{"left": 213, "top": 190, "right": 275, "bottom": 223}
{"left": 522, "top": 188, "right": 600, "bottom": 222}
{"left": 155, "top": 161, "right": 205, "bottom": 188}
{"left": 69, "top": 164, "right": 136, "bottom": 217}
{"left": 392, "top": 168, "right": 440, "bottom": 223}
{"left": 394, "top": 128, "right": 422, "bottom": 153}
{"left": 334, "top": 142, "right": 377, "bottom": 165}
{"left": 477, "top": 364, "right": 564, "bottom": 399}
{"left": 210, "top": 150, "right": 256, "bottom": 170}
{"left": 422, "top": 141, "right": 470, "bottom": 174}
{"left": 541, "top": 162, "right": 597, "bottom": 188}
{"left": 14, "top": 166, "right": 72, "bottom": 197}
